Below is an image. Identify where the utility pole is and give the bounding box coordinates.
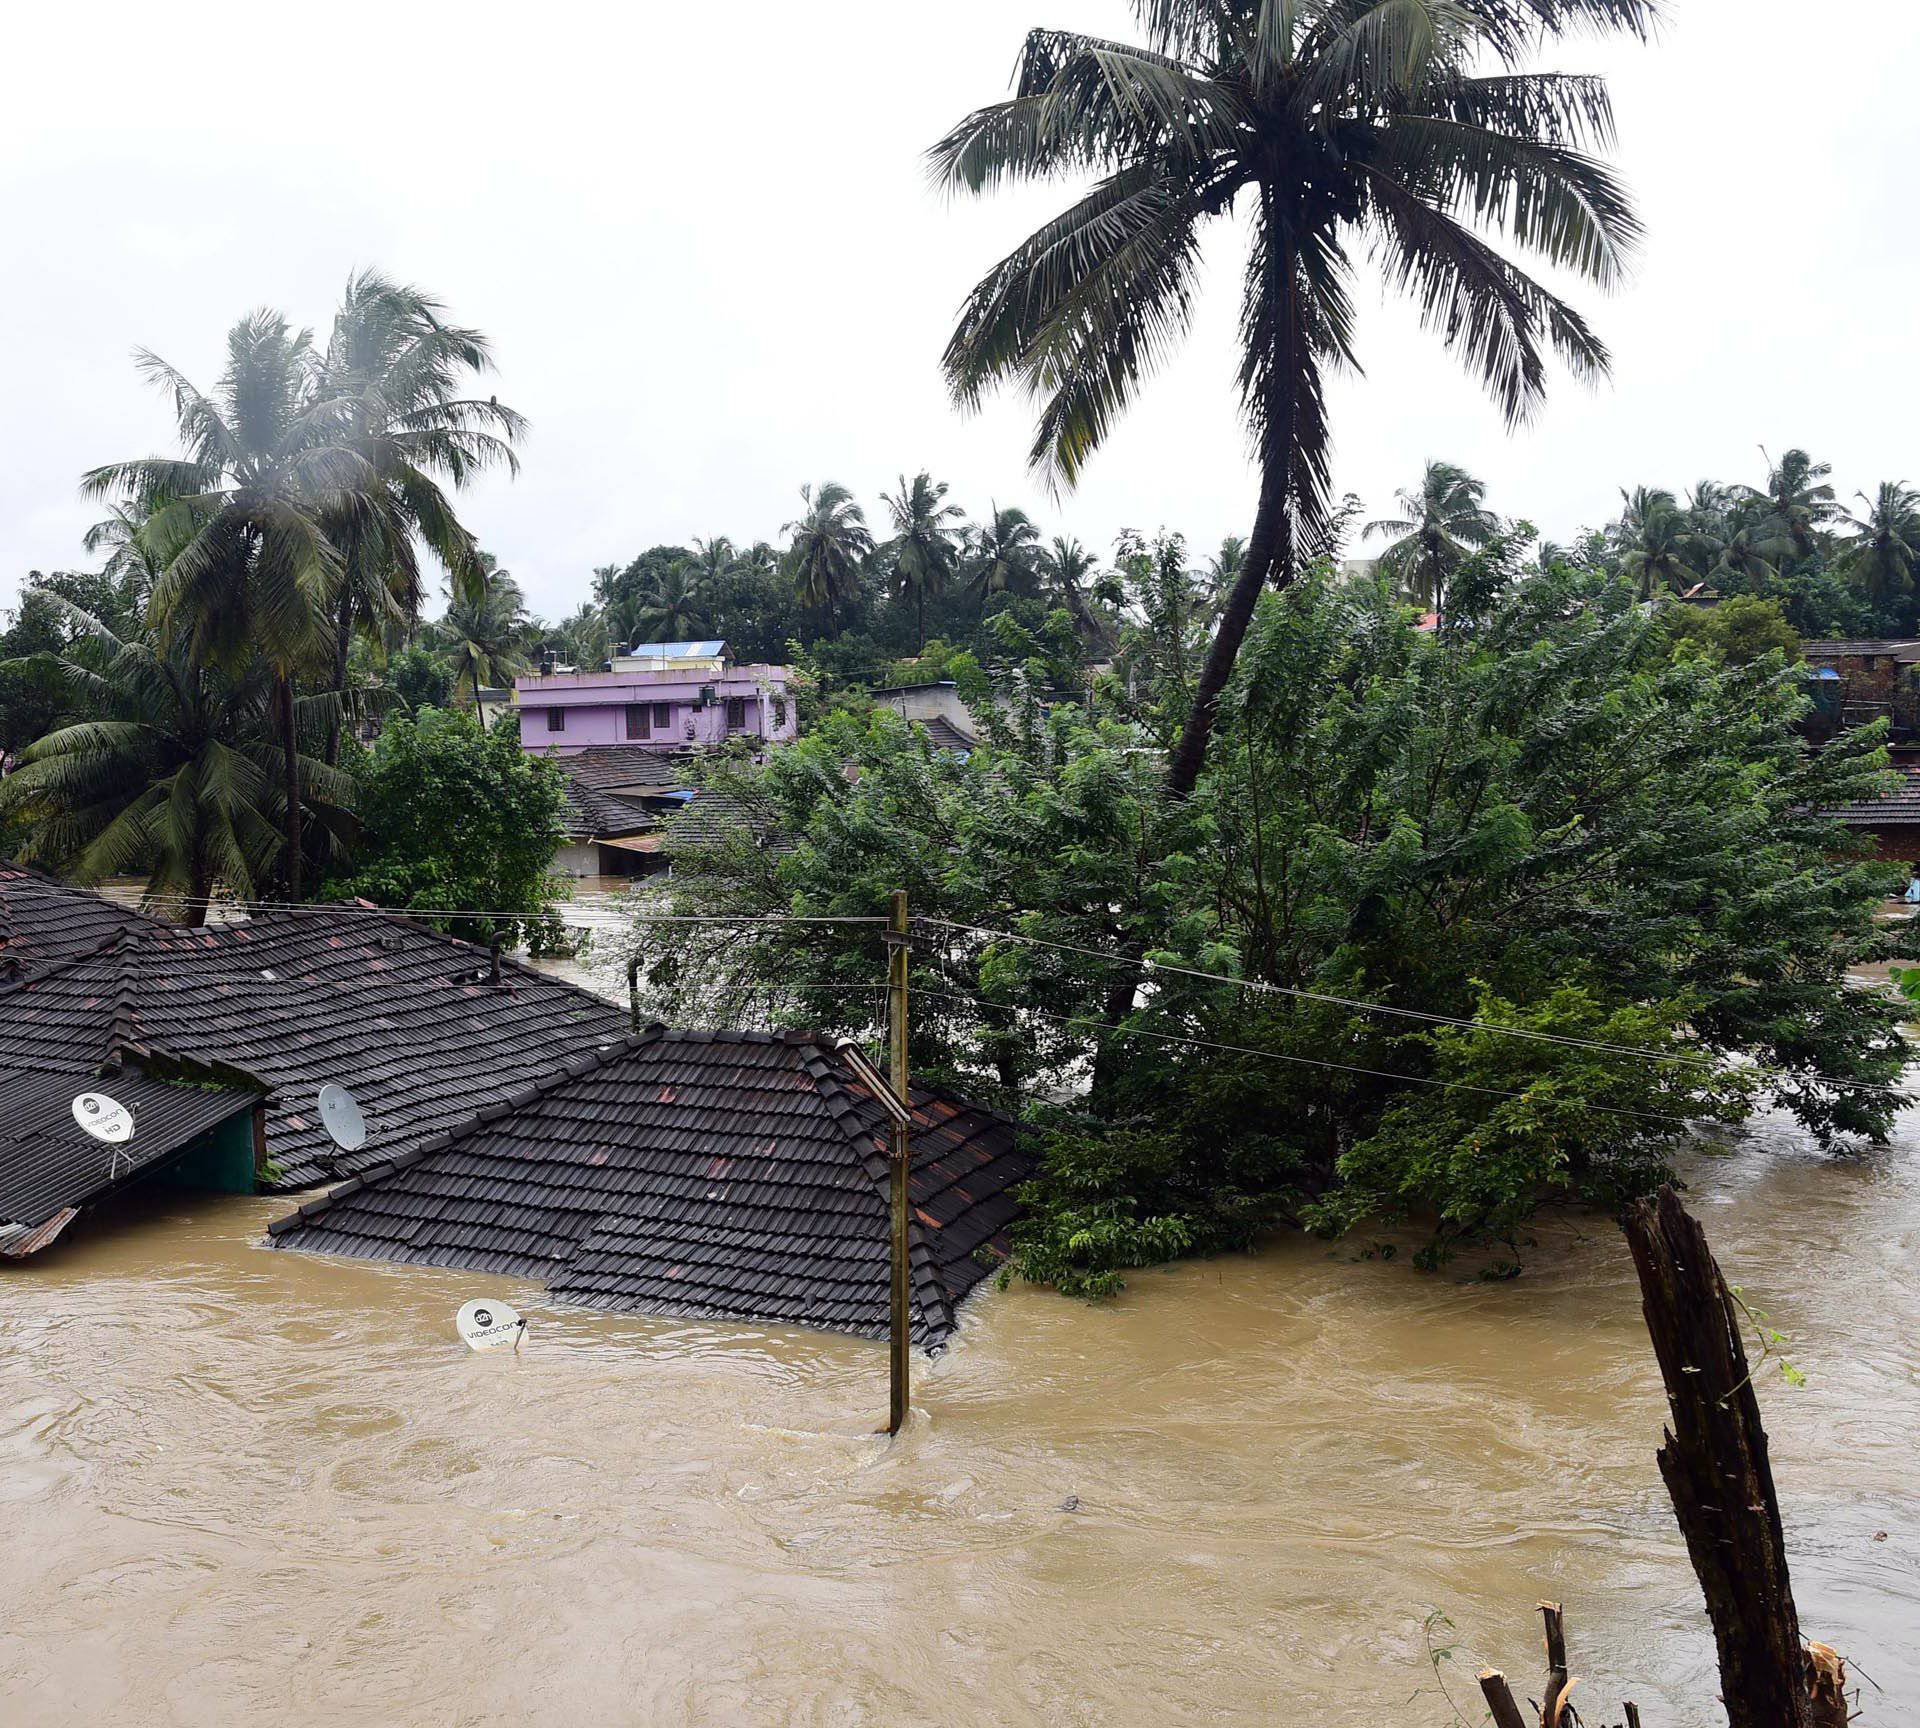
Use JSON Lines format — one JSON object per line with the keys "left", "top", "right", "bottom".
{"left": 886, "top": 888, "right": 911, "bottom": 1436}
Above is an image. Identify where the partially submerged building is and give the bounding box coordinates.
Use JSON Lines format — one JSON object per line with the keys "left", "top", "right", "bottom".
{"left": 269, "top": 1029, "right": 1032, "bottom": 1345}
{"left": 0, "top": 864, "right": 628, "bottom": 1195}
{"left": 0, "top": 869, "right": 1033, "bottom": 1343}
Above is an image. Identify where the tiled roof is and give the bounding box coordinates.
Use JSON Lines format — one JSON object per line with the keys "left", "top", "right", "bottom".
{"left": 553, "top": 746, "right": 696, "bottom": 796}
{"left": 915, "top": 715, "right": 978, "bottom": 754}
{"left": 560, "top": 774, "right": 655, "bottom": 840}
{"left": 0, "top": 863, "right": 155, "bottom": 988}
{"left": 268, "top": 1030, "right": 1031, "bottom": 1346}
{"left": 661, "top": 786, "right": 786, "bottom": 854}
{"left": 0, "top": 1059, "right": 258, "bottom": 1249}
{"left": 1803, "top": 640, "right": 1920, "bottom": 663}
{"left": 0, "top": 890, "right": 630, "bottom": 1191}
{"left": 1823, "top": 768, "right": 1920, "bottom": 826}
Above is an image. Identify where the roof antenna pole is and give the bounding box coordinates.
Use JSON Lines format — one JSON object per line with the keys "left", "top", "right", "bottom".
{"left": 887, "top": 888, "right": 911, "bottom": 1437}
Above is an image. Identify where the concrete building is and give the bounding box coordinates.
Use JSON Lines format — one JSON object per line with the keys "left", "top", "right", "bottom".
{"left": 514, "top": 640, "right": 797, "bottom": 756}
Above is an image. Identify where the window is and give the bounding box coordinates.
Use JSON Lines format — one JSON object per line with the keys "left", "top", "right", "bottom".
{"left": 624, "top": 704, "right": 650, "bottom": 740}
{"left": 725, "top": 697, "right": 748, "bottom": 731}
{"left": 652, "top": 702, "right": 672, "bottom": 727}
{"left": 547, "top": 707, "right": 566, "bottom": 733}
{"left": 771, "top": 695, "right": 787, "bottom": 728}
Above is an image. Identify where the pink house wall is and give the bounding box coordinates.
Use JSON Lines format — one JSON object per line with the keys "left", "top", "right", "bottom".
{"left": 513, "top": 664, "right": 798, "bottom": 755}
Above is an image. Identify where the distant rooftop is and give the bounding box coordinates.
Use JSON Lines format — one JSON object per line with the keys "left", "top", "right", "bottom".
{"left": 623, "top": 639, "right": 725, "bottom": 659}
{"left": 1802, "top": 640, "right": 1920, "bottom": 662}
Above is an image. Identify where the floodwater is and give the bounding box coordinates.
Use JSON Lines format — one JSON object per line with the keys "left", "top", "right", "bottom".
{"left": 4, "top": 1123, "right": 1915, "bottom": 1723}
{"left": 5, "top": 887, "right": 1914, "bottom": 1724}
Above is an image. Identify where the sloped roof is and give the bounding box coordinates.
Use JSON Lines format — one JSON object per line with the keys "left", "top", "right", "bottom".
{"left": 0, "top": 889, "right": 630, "bottom": 1191}
{"left": 661, "top": 785, "right": 786, "bottom": 854}
{"left": 915, "top": 715, "right": 977, "bottom": 754}
{"left": 0, "top": 863, "right": 155, "bottom": 988}
{"left": 268, "top": 1029, "right": 1032, "bottom": 1346}
{"left": 1802, "top": 640, "right": 1920, "bottom": 663}
{"left": 559, "top": 774, "right": 655, "bottom": 840}
{"left": 556, "top": 746, "right": 696, "bottom": 796}
{"left": 0, "top": 1059, "right": 258, "bottom": 1252}
{"left": 1822, "top": 767, "right": 1920, "bottom": 826}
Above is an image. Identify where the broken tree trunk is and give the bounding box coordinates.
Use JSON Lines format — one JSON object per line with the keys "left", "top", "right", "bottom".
{"left": 1621, "top": 1185, "right": 1848, "bottom": 1728}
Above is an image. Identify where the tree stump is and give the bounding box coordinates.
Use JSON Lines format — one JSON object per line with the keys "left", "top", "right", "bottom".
{"left": 1621, "top": 1186, "right": 1849, "bottom": 1728}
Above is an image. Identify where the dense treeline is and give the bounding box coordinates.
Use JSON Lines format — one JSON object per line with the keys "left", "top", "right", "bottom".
{"left": 639, "top": 552, "right": 1913, "bottom": 1279}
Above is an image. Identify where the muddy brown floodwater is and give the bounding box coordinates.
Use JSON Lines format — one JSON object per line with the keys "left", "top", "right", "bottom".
{"left": 1, "top": 1112, "right": 1914, "bottom": 1727}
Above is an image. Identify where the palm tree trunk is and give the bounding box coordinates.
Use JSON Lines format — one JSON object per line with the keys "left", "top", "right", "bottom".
{"left": 1164, "top": 455, "right": 1292, "bottom": 801}
{"left": 324, "top": 593, "right": 353, "bottom": 767}
{"left": 183, "top": 852, "right": 211, "bottom": 930}
{"left": 277, "top": 672, "right": 303, "bottom": 900}
{"left": 917, "top": 587, "right": 927, "bottom": 653}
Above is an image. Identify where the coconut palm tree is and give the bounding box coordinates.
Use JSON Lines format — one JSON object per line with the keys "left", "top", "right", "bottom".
{"left": 311, "top": 272, "right": 525, "bottom": 760}
{"left": 1614, "top": 488, "right": 1694, "bottom": 600}
{"left": 880, "top": 472, "right": 967, "bottom": 649}
{"left": 690, "top": 537, "right": 737, "bottom": 589}
{"left": 632, "top": 561, "right": 711, "bottom": 643}
{"left": 0, "top": 599, "right": 340, "bottom": 923}
{"left": 1365, "top": 461, "right": 1500, "bottom": 610}
{"left": 1843, "top": 482, "right": 1920, "bottom": 620}
{"left": 1042, "top": 534, "right": 1118, "bottom": 652}
{"left": 933, "top": 0, "right": 1648, "bottom": 797}
{"left": 1697, "top": 521, "right": 1778, "bottom": 597}
{"left": 782, "top": 482, "right": 873, "bottom": 637}
{"left": 1201, "top": 536, "right": 1247, "bottom": 612}
{"left": 440, "top": 555, "right": 528, "bottom": 709}
{"left": 967, "top": 504, "right": 1043, "bottom": 600}
{"left": 1745, "top": 447, "right": 1839, "bottom": 564}
{"left": 81, "top": 310, "right": 384, "bottom": 896}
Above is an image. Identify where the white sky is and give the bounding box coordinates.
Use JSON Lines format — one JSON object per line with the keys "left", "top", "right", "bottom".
{"left": 3, "top": 1, "right": 1915, "bottom": 621}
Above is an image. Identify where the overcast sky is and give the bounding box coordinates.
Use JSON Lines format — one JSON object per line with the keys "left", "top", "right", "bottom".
{"left": 3, "top": 1, "right": 1915, "bottom": 621}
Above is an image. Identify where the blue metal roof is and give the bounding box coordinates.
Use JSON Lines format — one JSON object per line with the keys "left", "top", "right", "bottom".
{"left": 624, "top": 639, "right": 726, "bottom": 658}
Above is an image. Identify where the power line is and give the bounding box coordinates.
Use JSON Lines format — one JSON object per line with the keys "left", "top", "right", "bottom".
{"left": 908, "top": 986, "right": 1705, "bottom": 1129}
{"left": 127, "top": 891, "right": 884, "bottom": 928}
{"left": 912, "top": 915, "right": 1913, "bottom": 1104}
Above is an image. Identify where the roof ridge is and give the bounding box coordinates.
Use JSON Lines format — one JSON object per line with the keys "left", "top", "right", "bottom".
{"left": 794, "top": 1041, "right": 954, "bottom": 1344}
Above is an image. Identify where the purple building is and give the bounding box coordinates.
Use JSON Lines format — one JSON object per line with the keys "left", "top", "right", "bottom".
{"left": 513, "top": 640, "right": 798, "bottom": 755}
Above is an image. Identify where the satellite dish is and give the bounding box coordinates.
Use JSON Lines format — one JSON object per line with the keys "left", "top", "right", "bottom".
{"left": 455, "top": 1298, "right": 525, "bottom": 1353}
{"left": 71, "top": 1092, "right": 134, "bottom": 1144}
{"left": 316, "top": 1083, "right": 368, "bottom": 1152}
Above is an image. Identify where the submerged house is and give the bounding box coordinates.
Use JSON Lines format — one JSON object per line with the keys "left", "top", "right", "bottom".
{"left": 0, "top": 864, "right": 628, "bottom": 1201}
{"left": 0, "top": 868, "right": 1032, "bottom": 1343}
{"left": 269, "top": 1029, "right": 1032, "bottom": 1345}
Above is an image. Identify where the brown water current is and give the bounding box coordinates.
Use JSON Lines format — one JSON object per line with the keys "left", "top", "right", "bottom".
{"left": 1, "top": 1114, "right": 1915, "bottom": 1726}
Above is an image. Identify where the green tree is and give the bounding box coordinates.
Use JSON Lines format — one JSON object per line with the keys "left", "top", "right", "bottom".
{"left": 880, "top": 472, "right": 966, "bottom": 649}
{"left": 439, "top": 554, "right": 528, "bottom": 706}
{"left": 1842, "top": 481, "right": 1920, "bottom": 624}
{"left": 933, "top": 0, "right": 1648, "bottom": 798}
{"left": 81, "top": 311, "right": 377, "bottom": 896}
{"left": 967, "top": 504, "right": 1042, "bottom": 600}
{"left": 1613, "top": 487, "right": 1695, "bottom": 599}
{"left": 631, "top": 560, "right": 711, "bottom": 642}
{"left": 782, "top": 481, "right": 873, "bottom": 637}
{"left": 1365, "top": 460, "right": 1500, "bottom": 609}
{"left": 1042, "top": 534, "right": 1117, "bottom": 653}
{"left": 311, "top": 271, "right": 525, "bottom": 761}
{"left": 321, "top": 705, "right": 567, "bottom": 950}
{"left": 1665, "top": 593, "right": 1800, "bottom": 667}
{"left": 0, "top": 600, "right": 341, "bottom": 923}
{"left": 1747, "top": 446, "right": 1839, "bottom": 564}
{"left": 648, "top": 563, "right": 1908, "bottom": 1282}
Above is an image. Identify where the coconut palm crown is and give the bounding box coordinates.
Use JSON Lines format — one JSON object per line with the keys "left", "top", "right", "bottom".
{"left": 933, "top": 0, "right": 1652, "bottom": 794}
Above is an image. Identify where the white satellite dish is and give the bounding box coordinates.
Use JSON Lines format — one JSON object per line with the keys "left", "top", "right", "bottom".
{"left": 71, "top": 1092, "right": 134, "bottom": 1145}
{"left": 455, "top": 1298, "right": 526, "bottom": 1353}
{"left": 316, "top": 1083, "right": 368, "bottom": 1152}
